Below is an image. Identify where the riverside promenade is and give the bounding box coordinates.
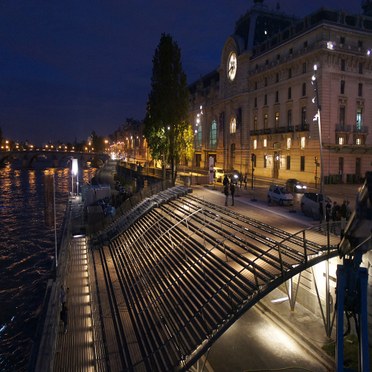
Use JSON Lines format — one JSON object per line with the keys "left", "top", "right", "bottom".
{"left": 38, "top": 182, "right": 354, "bottom": 371}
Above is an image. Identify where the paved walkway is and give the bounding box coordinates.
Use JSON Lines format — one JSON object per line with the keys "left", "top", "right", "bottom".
{"left": 51, "top": 180, "right": 366, "bottom": 371}
{"left": 53, "top": 236, "right": 96, "bottom": 372}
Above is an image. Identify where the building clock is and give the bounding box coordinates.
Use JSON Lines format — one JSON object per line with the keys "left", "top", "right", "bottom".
{"left": 227, "top": 52, "right": 237, "bottom": 81}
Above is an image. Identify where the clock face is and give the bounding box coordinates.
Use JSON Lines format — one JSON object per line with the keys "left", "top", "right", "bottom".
{"left": 227, "top": 52, "right": 237, "bottom": 81}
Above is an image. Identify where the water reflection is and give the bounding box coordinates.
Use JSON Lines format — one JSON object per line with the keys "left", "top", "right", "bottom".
{"left": 0, "top": 164, "right": 96, "bottom": 371}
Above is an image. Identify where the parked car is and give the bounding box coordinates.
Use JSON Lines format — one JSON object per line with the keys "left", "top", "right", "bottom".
{"left": 213, "top": 167, "right": 225, "bottom": 182}
{"left": 300, "top": 192, "right": 331, "bottom": 220}
{"left": 286, "top": 178, "right": 307, "bottom": 193}
{"left": 267, "top": 185, "right": 294, "bottom": 205}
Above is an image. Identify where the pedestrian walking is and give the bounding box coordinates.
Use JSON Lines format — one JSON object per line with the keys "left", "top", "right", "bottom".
{"left": 230, "top": 181, "right": 236, "bottom": 206}
{"left": 223, "top": 175, "right": 229, "bottom": 206}
{"left": 325, "top": 200, "right": 332, "bottom": 222}
{"left": 340, "top": 200, "right": 347, "bottom": 237}
{"left": 331, "top": 201, "right": 340, "bottom": 234}
{"left": 243, "top": 173, "right": 248, "bottom": 189}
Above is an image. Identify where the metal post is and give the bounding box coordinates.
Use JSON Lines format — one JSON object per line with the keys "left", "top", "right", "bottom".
{"left": 53, "top": 174, "right": 58, "bottom": 269}
{"left": 335, "top": 264, "right": 345, "bottom": 371}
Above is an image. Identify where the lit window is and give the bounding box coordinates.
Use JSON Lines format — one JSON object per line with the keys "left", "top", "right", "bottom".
{"left": 338, "top": 137, "right": 344, "bottom": 145}
{"left": 287, "top": 138, "right": 291, "bottom": 149}
{"left": 210, "top": 120, "right": 217, "bottom": 148}
{"left": 275, "top": 112, "right": 279, "bottom": 128}
{"left": 230, "top": 117, "right": 236, "bottom": 133}
{"left": 356, "top": 108, "right": 363, "bottom": 130}
{"left": 356, "top": 138, "right": 361, "bottom": 145}
{"left": 300, "top": 136, "right": 306, "bottom": 149}
{"left": 263, "top": 138, "right": 267, "bottom": 147}
{"left": 253, "top": 139, "right": 257, "bottom": 149}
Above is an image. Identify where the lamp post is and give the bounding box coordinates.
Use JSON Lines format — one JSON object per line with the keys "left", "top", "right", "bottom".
{"left": 71, "top": 158, "right": 78, "bottom": 196}
{"left": 193, "top": 105, "right": 203, "bottom": 179}
{"left": 312, "top": 63, "right": 333, "bottom": 338}
{"left": 311, "top": 64, "right": 325, "bottom": 220}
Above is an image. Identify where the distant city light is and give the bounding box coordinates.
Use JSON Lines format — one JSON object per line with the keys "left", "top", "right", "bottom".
{"left": 327, "top": 41, "right": 335, "bottom": 50}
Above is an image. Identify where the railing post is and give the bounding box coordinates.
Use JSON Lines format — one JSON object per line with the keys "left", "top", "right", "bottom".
{"left": 303, "top": 230, "right": 307, "bottom": 263}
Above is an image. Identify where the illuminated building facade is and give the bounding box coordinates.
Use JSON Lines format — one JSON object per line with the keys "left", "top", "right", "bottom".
{"left": 189, "top": 0, "right": 372, "bottom": 184}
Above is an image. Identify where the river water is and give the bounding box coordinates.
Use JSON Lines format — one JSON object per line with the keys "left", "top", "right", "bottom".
{"left": 0, "top": 164, "right": 95, "bottom": 371}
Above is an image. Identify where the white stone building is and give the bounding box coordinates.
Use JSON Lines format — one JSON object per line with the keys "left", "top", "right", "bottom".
{"left": 189, "top": 0, "right": 372, "bottom": 186}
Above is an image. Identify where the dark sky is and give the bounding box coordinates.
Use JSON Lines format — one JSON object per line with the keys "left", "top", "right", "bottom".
{"left": 0, "top": 0, "right": 362, "bottom": 145}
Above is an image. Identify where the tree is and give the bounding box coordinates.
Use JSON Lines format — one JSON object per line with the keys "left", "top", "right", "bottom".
{"left": 144, "top": 33, "right": 190, "bottom": 185}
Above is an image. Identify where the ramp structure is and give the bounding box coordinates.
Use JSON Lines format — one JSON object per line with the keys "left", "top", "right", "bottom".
{"left": 90, "top": 186, "right": 341, "bottom": 371}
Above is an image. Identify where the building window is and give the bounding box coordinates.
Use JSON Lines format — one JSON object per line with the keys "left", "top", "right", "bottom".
{"left": 289, "top": 48, "right": 293, "bottom": 55}
{"left": 288, "top": 87, "right": 292, "bottom": 100}
{"left": 254, "top": 81, "right": 258, "bottom": 90}
{"left": 300, "top": 156, "right": 305, "bottom": 172}
{"left": 263, "top": 114, "right": 268, "bottom": 129}
{"left": 339, "top": 157, "right": 344, "bottom": 175}
{"left": 286, "top": 155, "right": 291, "bottom": 170}
{"left": 274, "top": 112, "right": 279, "bottom": 128}
{"left": 340, "top": 36, "right": 345, "bottom": 45}
{"left": 288, "top": 68, "right": 292, "bottom": 78}
{"left": 301, "top": 106, "right": 307, "bottom": 126}
{"left": 356, "top": 138, "right": 361, "bottom": 145}
{"left": 356, "top": 108, "right": 363, "bottom": 129}
{"left": 302, "top": 82, "right": 307, "bottom": 96}
{"left": 196, "top": 125, "right": 202, "bottom": 148}
{"left": 287, "top": 109, "right": 292, "bottom": 127}
{"left": 300, "top": 136, "right": 306, "bottom": 149}
{"left": 341, "top": 59, "right": 346, "bottom": 71}
{"left": 230, "top": 117, "right": 236, "bottom": 134}
{"left": 303, "top": 41, "right": 308, "bottom": 48}
{"left": 275, "top": 91, "right": 279, "bottom": 103}
{"left": 210, "top": 120, "right": 217, "bottom": 148}
{"left": 359, "top": 62, "right": 363, "bottom": 74}
{"left": 263, "top": 138, "right": 267, "bottom": 147}
{"left": 264, "top": 77, "right": 268, "bottom": 86}
{"left": 358, "top": 83, "right": 363, "bottom": 97}
{"left": 253, "top": 115, "right": 258, "bottom": 131}
{"left": 264, "top": 155, "right": 267, "bottom": 168}
{"left": 264, "top": 94, "right": 267, "bottom": 105}
{"left": 287, "top": 137, "right": 291, "bottom": 149}
{"left": 302, "top": 62, "right": 307, "bottom": 73}
{"left": 254, "top": 97, "right": 257, "bottom": 108}
{"left": 358, "top": 40, "right": 363, "bottom": 49}
{"left": 340, "top": 80, "right": 345, "bottom": 95}
{"left": 339, "top": 106, "right": 345, "bottom": 126}
{"left": 253, "top": 139, "right": 257, "bottom": 149}
{"left": 275, "top": 73, "right": 279, "bottom": 83}
{"left": 338, "top": 136, "right": 344, "bottom": 145}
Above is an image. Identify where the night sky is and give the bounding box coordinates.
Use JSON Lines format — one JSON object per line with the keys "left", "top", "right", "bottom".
{"left": 0, "top": 0, "right": 362, "bottom": 145}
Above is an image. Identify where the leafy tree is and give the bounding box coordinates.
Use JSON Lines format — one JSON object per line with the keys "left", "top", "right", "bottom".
{"left": 144, "top": 33, "right": 190, "bottom": 184}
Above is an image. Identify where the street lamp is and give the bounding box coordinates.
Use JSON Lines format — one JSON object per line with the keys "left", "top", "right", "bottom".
{"left": 312, "top": 63, "right": 334, "bottom": 338}
{"left": 311, "top": 64, "right": 325, "bottom": 219}
{"left": 71, "top": 158, "right": 78, "bottom": 196}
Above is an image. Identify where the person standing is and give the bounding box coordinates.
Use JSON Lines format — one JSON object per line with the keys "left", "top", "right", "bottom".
{"left": 230, "top": 180, "right": 236, "bottom": 206}
{"left": 223, "top": 175, "right": 229, "bottom": 206}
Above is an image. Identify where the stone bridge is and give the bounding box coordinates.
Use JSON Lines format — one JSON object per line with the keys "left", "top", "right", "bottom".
{"left": 0, "top": 150, "right": 109, "bottom": 168}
